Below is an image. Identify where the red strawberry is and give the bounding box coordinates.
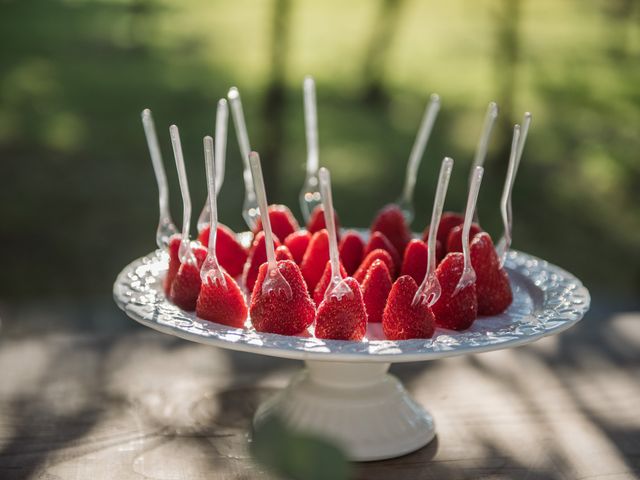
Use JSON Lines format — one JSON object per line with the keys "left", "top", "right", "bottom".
{"left": 353, "top": 249, "right": 395, "bottom": 283}
{"left": 164, "top": 234, "right": 182, "bottom": 297}
{"left": 196, "top": 272, "right": 248, "bottom": 328}
{"left": 170, "top": 244, "right": 208, "bottom": 311}
{"left": 446, "top": 223, "right": 482, "bottom": 254}
{"left": 422, "top": 211, "right": 464, "bottom": 245}
{"left": 307, "top": 205, "right": 340, "bottom": 236}
{"left": 371, "top": 204, "right": 411, "bottom": 256}
{"left": 382, "top": 275, "right": 435, "bottom": 339}
{"left": 364, "top": 231, "right": 401, "bottom": 271}
{"left": 253, "top": 204, "right": 299, "bottom": 243}
{"left": 361, "top": 259, "right": 392, "bottom": 323}
{"left": 250, "top": 260, "right": 316, "bottom": 335}
{"left": 431, "top": 252, "right": 478, "bottom": 330}
{"left": 300, "top": 229, "right": 330, "bottom": 293}
{"left": 243, "top": 231, "right": 281, "bottom": 293}
{"left": 197, "top": 224, "right": 248, "bottom": 278}
{"left": 275, "top": 245, "right": 294, "bottom": 262}
{"left": 470, "top": 232, "right": 513, "bottom": 315}
{"left": 315, "top": 277, "right": 367, "bottom": 340}
{"left": 284, "top": 230, "right": 311, "bottom": 265}
{"left": 436, "top": 240, "right": 445, "bottom": 264}
{"left": 400, "top": 239, "right": 428, "bottom": 285}
{"left": 339, "top": 231, "right": 364, "bottom": 276}
{"left": 313, "top": 260, "right": 347, "bottom": 306}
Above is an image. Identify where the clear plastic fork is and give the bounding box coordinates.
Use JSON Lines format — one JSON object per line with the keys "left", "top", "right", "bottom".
{"left": 197, "top": 99, "right": 229, "bottom": 232}
{"left": 199, "top": 136, "right": 227, "bottom": 288}
{"left": 412, "top": 157, "right": 454, "bottom": 307}
{"left": 319, "top": 167, "right": 353, "bottom": 301}
{"left": 228, "top": 87, "right": 260, "bottom": 229}
{"left": 299, "top": 76, "right": 322, "bottom": 222}
{"left": 169, "top": 124, "right": 196, "bottom": 266}
{"left": 453, "top": 166, "right": 484, "bottom": 297}
{"left": 469, "top": 102, "right": 498, "bottom": 224}
{"left": 397, "top": 94, "right": 441, "bottom": 223}
{"left": 249, "top": 152, "right": 293, "bottom": 299}
{"left": 141, "top": 108, "right": 178, "bottom": 248}
{"left": 496, "top": 112, "right": 531, "bottom": 265}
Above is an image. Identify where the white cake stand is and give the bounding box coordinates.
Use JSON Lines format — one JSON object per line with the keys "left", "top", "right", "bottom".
{"left": 113, "top": 249, "right": 590, "bottom": 461}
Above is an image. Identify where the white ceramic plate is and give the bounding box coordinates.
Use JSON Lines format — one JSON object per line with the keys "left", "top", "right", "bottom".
{"left": 113, "top": 249, "right": 590, "bottom": 363}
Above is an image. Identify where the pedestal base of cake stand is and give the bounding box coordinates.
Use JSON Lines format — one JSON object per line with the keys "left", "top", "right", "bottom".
{"left": 253, "top": 360, "right": 435, "bottom": 462}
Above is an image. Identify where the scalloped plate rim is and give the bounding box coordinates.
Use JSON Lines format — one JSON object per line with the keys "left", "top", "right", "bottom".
{"left": 113, "top": 249, "right": 590, "bottom": 363}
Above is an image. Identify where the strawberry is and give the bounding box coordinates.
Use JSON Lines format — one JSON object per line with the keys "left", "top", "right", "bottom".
{"left": 313, "top": 260, "right": 347, "bottom": 306}
{"left": 250, "top": 260, "right": 316, "bottom": 335}
{"left": 431, "top": 252, "right": 478, "bottom": 330}
{"left": 470, "top": 232, "right": 513, "bottom": 315}
{"left": 164, "top": 234, "right": 182, "bottom": 297}
{"left": 284, "top": 230, "right": 311, "bottom": 265}
{"left": 197, "top": 224, "right": 248, "bottom": 278}
{"left": 371, "top": 204, "right": 411, "bottom": 256}
{"left": 275, "top": 245, "right": 294, "bottom": 262}
{"left": 446, "top": 223, "right": 482, "bottom": 254}
{"left": 353, "top": 249, "right": 395, "bottom": 283}
{"left": 338, "top": 231, "right": 364, "bottom": 275}
{"left": 422, "top": 211, "right": 463, "bottom": 245}
{"left": 382, "top": 275, "right": 435, "bottom": 339}
{"left": 170, "top": 244, "right": 208, "bottom": 311}
{"left": 361, "top": 259, "right": 392, "bottom": 323}
{"left": 253, "top": 204, "right": 299, "bottom": 243}
{"left": 315, "top": 277, "right": 367, "bottom": 340}
{"left": 243, "top": 231, "right": 281, "bottom": 293}
{"left": 364, "top": 231, "right": 401, "bottom": 271}
{"left": 400, "top": 239, "right": 428, "bottom": 285}
{"left": 196, "top": 272, "right": 248, "bottom": 328}
{"left": 300, "top": 229, "right": 330, "bottom": 293}
{"left": 307, "top": 205, "right": 340, "bottom": 236}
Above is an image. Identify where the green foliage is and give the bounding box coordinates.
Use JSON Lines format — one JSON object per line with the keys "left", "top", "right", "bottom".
{"left": 250, "top": 415, "right": 350, "bottom": 480}
{"left": 0, "top": 0, "right": 638, "bottom": 299}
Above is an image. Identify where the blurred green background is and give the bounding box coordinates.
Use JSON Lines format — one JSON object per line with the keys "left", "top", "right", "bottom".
{"left": 1, "top": 0, "right": 639, "bottom": 301}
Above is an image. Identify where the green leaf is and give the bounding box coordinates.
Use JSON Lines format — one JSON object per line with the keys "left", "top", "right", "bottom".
{"left": 250, "top": 415, "right": 350, "bottom": 480}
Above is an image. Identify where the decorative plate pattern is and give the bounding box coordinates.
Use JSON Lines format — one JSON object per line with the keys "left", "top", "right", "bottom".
{"left": 113, "top": 249, "right": 590, "bottom": 363}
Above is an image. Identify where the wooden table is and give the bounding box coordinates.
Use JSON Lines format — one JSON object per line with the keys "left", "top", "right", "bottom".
{"left": 0, "top": 299, "right": 638, "bottom": 479}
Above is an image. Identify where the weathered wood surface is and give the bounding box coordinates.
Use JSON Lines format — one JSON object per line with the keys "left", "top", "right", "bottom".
{"left": 0, "top": 301, "right": 638, "bottom": 479}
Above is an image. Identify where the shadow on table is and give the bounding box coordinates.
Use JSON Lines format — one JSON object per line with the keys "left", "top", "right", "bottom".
{"left": 0, "top": 297, "right": 638, "bottom": 479}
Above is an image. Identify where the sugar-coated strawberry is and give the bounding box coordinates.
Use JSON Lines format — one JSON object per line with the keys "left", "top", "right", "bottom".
{"left": 470, "top": 232, "right": 513, "bottom": 315}
{"left": 371, "top": 204, "right": 412, "bottom": 256}
{"left": 382, "top": 275, "right": 435, "bottom": 339}
{"left": 364, "top": 231, "right": 401, "bottom": 271}
{"left": 197, "top": 224, "right": 248, "bottom": 278}
{"left": 423, "top": 211, "right": 464, "bottom": 245}
{"left": 315, "top": 277, "right": 367, "bottom": 340}
{"left": 400, "top": 239, "right": 428, "bottom": 285}
{"left": 250, "top": 260, "right": 316, "bottom": 335}
{"left": 353, "top": 249, "right": 395, "bottom": 283}
{"left": 284, "top": 230, "right": 311, "bottom": 265}
{"left": 338, "top": 231, "right": 364, "bottom": 276}
{"left": 446, "top": 223, "right": 483, "bottom": 254}
{"left": 313, "top": 260, "right": 347, "bottom": 306}
{"left": 300, "top": 229, "right": 330, "bottom": 293}
{"left": 164, "top": 234, "right": 182, "bottom": 297}
{"left": 307, "top": 205, "right": 340, "bottom": 236}
{"left": 243, "top": 231, "right": 282, "bottom": 293}
{"left": 431, "top": 252, "right": 478, "bottom": 330}
{"left": 275, "top": 245, "right": 294, "bottom": 262}
{"left": 253, "top": 204, "right": 299, "bottom": 243}
{"left": 196, "top": 272, "right": 248, "bottom": 328}
{"left": 170, "top": 245, "right": 208, "bottom": 311}
{"left": 361, "top": 259, "right": 392, "bottom": 323}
